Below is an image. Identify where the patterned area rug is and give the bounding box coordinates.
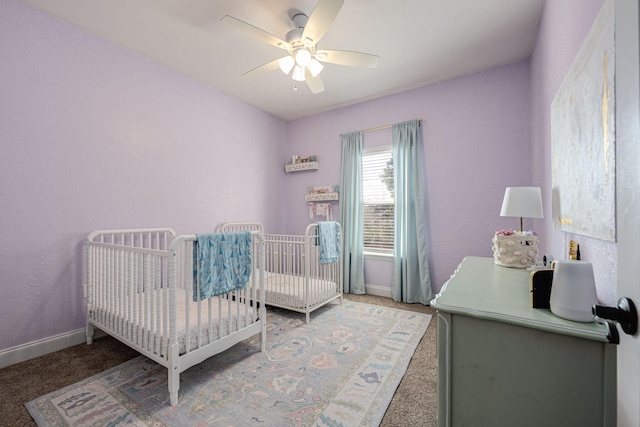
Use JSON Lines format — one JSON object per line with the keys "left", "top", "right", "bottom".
{"left": 26, "top": 301, "right": 431, "bottom": 426}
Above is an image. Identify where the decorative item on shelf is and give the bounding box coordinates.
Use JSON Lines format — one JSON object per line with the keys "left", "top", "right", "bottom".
{"left": 308, "top": 202, "right": 333, "bottom": 220}
{"left": 288, "top": 154, "right": 317, "bottom": 165}
{"left": 493, "top": 186, "right": 544, "bottom": 268}
{"left": 492, "top": 229, "right": 539, "bottom": 268}
{"left": 549, "top": 260, "right": 598, "bottom": 322}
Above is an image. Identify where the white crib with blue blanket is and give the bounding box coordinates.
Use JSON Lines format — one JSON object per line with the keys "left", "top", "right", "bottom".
{"left": 85, "top": 228, "right": 266, "bottom": 406}
{"left": 221, "top": 222, "right": 343, "bottom": 324}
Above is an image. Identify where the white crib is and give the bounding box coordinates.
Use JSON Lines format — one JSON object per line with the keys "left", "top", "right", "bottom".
{"left": 221, "top": 222, "right": 343, "bottom": 324}
{"left": 85, "top": 228, "right": 266, "bottom": 406}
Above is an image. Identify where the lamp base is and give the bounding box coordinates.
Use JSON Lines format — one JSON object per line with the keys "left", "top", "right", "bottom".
{"left": 492, "top": 231, "right": 538, "bottom": 268}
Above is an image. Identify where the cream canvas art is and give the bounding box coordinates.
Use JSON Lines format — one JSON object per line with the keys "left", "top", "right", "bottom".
{"left": 551, "top": 0, "right": 615, "bottom": 242}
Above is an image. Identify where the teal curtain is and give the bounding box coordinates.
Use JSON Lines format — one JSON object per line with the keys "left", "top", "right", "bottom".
{"left": 392, "top": 120, "right": 432, "bottom": 304}
{"left": 339, "top": 131, "right": 366, "bottom": 294}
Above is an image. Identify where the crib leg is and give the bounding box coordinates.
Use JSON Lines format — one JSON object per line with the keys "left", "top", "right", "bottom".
{"left": 306, "top": 312, "right": 310, "bottom": 325}
{"left": 169, "top": 377, "right": 179, "bottom": 407}
{"left": 86, "top": 322, "right": 94, "bottom": 345}
{"left": 168, "top": 344, "right": 180, "bottom": 406}
{"left": 260, "top": 306, "right": 267, "bottom": 352}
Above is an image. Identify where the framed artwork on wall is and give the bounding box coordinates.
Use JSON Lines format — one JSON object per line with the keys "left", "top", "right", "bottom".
{"left": 551, "top": 0, "right": 615, "bottom": 242}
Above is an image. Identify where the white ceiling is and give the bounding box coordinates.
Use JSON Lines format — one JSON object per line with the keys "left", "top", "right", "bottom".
{"left": 19, "top": 0, "right": 546, "bottom": 121}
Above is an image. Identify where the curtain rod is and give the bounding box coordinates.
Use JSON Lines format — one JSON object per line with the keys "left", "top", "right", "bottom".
{"left": 341, "top": 118, "right": 422, "bottom": 136}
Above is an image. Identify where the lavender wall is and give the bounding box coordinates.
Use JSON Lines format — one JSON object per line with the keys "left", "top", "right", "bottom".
{"left": 2, "top": 0, "right": 618, "bottom": 357}
{"left": 0, "top": 0, "right": 287, "bottom": 352}
{"left": 530, "top": 0, "right": 617, "bottom": 306}
{"left": 286, "top": 61, "right": 532, "bottom": 293}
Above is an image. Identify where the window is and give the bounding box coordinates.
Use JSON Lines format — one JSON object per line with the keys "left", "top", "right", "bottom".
{"left": 362, "top": 146, "right": 394, "bottom": 254}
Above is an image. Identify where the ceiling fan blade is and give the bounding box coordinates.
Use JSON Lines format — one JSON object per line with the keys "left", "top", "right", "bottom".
{"left": 221, "top": 15, "right": 291, "bottom": 50}
{"left": 301, "top": 0, "right": 344, "bottom": 45}
{"left": 242, "top": 57, "right": 285, "bottom": 78}
{"left": 305, "top": 69, "right": 325, "bottom": 94}
{"left": 315, "top": 49, "right": 379, "bottom": 68}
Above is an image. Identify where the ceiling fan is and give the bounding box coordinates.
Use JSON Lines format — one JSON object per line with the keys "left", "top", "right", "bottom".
{"left": 221, "top": 0, "right": 379, "bottom": 94}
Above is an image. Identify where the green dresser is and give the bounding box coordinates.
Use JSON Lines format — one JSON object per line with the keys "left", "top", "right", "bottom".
{"left": 431, "top": 256, "right": 616, "bottom": 427}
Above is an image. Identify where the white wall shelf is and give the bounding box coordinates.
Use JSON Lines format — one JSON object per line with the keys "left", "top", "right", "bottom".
{"left": 305, "top": 192, "right": 339, "bottom": 202}
{"left": 285, "top": 162, "right": 318, "bottom": 173}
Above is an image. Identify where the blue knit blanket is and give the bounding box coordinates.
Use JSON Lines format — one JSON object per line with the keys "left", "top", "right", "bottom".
{"left": 194, "top": 232, "right": 252, "bottom": 301}
{"left": 318, "top": 221, "right": 340, "bottom": 264}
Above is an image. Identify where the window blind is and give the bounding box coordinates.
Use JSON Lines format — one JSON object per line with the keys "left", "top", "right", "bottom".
{"left": 362, "top": 147, "right": 394, "bottom": 251}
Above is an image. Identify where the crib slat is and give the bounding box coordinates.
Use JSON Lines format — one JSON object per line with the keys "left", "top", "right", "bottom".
{"left": 126, "top": 250, "right": 133, "bottom": 343}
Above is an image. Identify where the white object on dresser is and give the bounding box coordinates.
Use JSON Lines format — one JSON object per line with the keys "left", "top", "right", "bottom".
{"left": 549, "top": 260, "right": 598, "bottom": 322}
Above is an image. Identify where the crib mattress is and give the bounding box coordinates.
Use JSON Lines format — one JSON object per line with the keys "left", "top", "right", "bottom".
{"left": 91, "top": 290, "right": 257, "bottom": 356}
{"left": 259, "top": 271, "right": 339, "bottom": 309}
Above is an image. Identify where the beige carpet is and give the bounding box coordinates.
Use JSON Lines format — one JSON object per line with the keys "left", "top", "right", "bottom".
{"left": 0, "top": 294, "right": 437, "bottom": 427}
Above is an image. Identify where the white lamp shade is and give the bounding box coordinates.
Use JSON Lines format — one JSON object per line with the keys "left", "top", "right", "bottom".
{"left": 500, "top": 187, "right": 543, "bottom": 218}
{"left": 278, "top": 56, "right": 295, "bottom": 75}
{"left": 550, "top": 261, "right": 598, "bottom": 322}
{"left": 292, "top": 65, "right": 305, "bottom": 82}
{"left": 308, "top": 58, "right": 324, "bottom": 77}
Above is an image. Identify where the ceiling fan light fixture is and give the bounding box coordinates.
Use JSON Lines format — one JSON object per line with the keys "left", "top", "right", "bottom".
{"left": 278, "top": 56, "right": 295, "bottom": 75}
{"left": 225, "top": 0, "right": 378, "bottom": 95}
{"left": 308, "top": 58, "right": 324, "bottom": 77}
{"left": 294, "top": 48, "right": 312, "bottom": 68}
{"left": 292, "top": 65, "right": 306, "bottom": 82}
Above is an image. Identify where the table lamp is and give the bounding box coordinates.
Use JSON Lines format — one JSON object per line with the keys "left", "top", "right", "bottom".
{"left": 500, "top": 186, "right": 543, "bottom": 232}
{"left": 493, "top": 186, "right": 543, "bottom": 268}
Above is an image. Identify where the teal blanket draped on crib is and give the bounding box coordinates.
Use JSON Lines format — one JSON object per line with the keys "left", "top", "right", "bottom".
{"left": 194, "top": 232, "right": 252, "bottom": 301}
{"left": 318, "top": 221, "right": 340, "bottom": 264}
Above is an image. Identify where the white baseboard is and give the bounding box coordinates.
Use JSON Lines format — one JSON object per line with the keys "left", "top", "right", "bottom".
{"left": 0, "top": 328, "right": 105, "bottom": 369}
{"left": 365, "top": 284, "right": 393, "bottom": 298}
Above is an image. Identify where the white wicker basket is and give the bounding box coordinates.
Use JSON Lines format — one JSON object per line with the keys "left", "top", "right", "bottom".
{"left": 492, "top": 233, "right": 538, "bottom": 268}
